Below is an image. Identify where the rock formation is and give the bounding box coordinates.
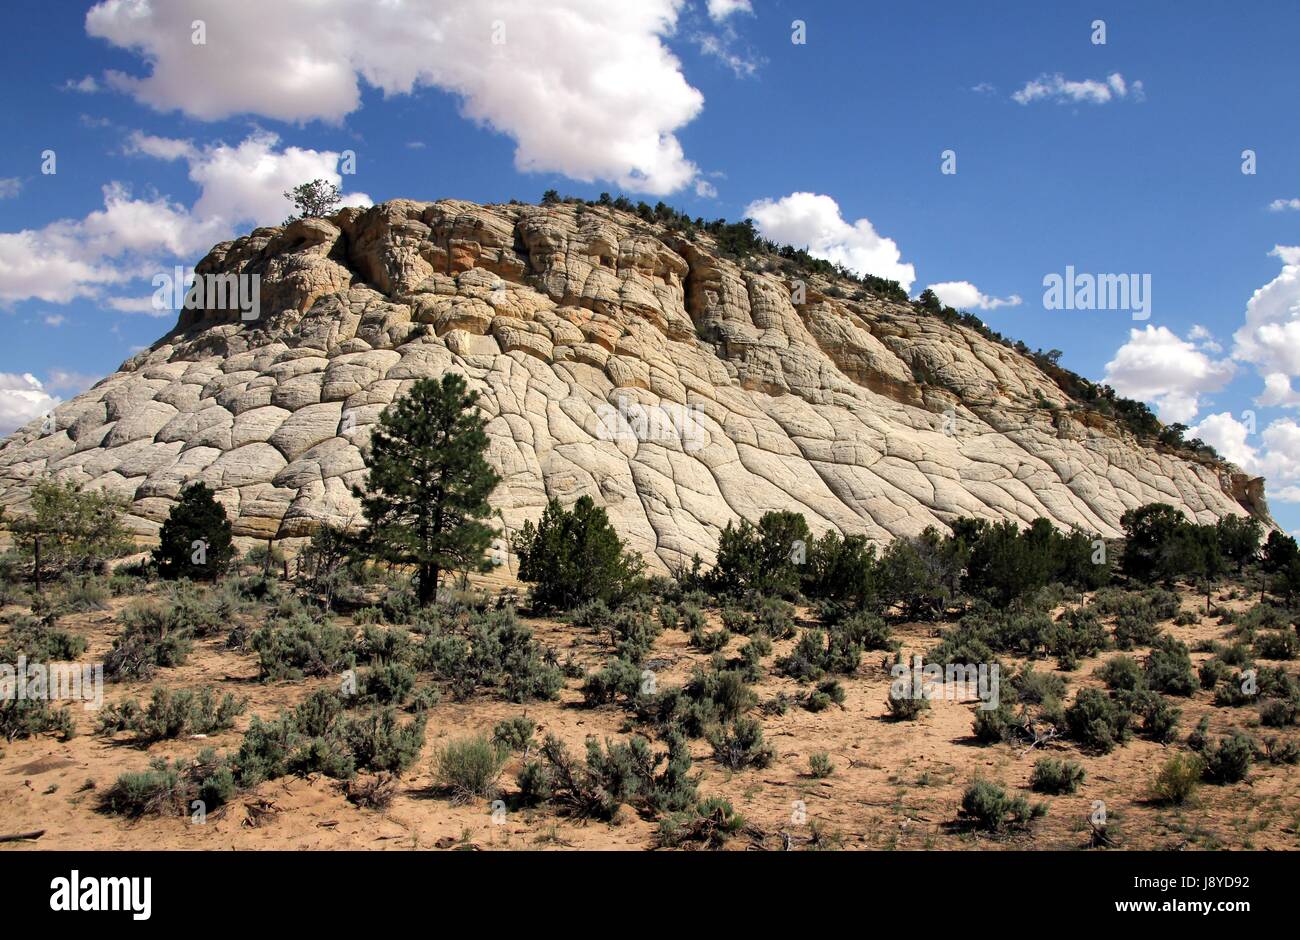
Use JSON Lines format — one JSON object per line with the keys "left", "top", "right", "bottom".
{"left": 0, "top": 199, "right": 1269, "bottom": 568}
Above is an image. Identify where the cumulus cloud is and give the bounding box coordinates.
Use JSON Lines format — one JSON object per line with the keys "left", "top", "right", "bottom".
{"left": 1102, "top": 325, "right": 1236, "bottom": 423}
{"left": 926, "top": 281, "right": 1022, "bottom": 311}
{"left": 1190, "top": 412, "right": 1300, "bottom": 501}
{"left": 86, "top": 0, "right": 703, "bottom": 194}
{"left": 1012, "top": 72, "right": 1143, "bottom": 106}
{"left": 1232, "top": 246, "right": 1300, "bottom": 386}
{"left": 1269, "top": 198, "right": 1300, "bottom": 212}
{"left": 0, "top": 133, "right": 369, "bottom": 307}
{"left": 706, "top": 0, "right": 752, "bottom": 20}
{"left": 0, "top": 373, "right": 60, "bottom": 435}
{"left": 745, "top": 192, "right": 916, "bottom": 293}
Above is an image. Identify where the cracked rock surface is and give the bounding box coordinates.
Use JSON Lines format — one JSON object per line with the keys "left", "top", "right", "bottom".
{"left": 0, "top": 200, "right": 1268, "bottom": 568}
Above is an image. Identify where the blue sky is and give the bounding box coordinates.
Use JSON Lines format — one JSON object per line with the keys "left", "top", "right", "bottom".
{"left": 1, "top": 0, "right": 1298, "bottom": 531}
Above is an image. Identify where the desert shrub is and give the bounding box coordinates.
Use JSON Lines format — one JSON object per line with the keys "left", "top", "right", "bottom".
{"left": 153, "top": 482, "right": 235, "bottom": 580}
{"left": 0, "top": 612, "right": 87, "bottom": 661}
{"left": 885, "top": 685, "right": 930, "bottom": 721}
{"left": 1144, "top": 635, "right": 1197, "bottom": 696}
{"left": 105, "top": 600, "right": 195, "bottom": 681}
{"left": 688, "top": 624, "right": 730, "bottom": 654}
{"left": 777, "top": 628, "right": 860, "bottom": 681}
{"left": 52, "top": 574, "right": 110, "bottom": 613}
{"left": 1264, "top": 737, "right": 1300, "bottom": 764}
{"left": 345, "top": 772, "right": 399, "bottom": 810}
{"left": 518, "top": 731, "right": 697, "bottom": 818}
{"left": 1202, "top": 732, "right": 1255, "bottom": 784}
{"left": 1199, "top": 658, "right": 1232, "bottom": 690}
{"left": 422, "top": 608, "right": 564, "bottom": 703}
{"left": 877, "top": 529, "right": 962, "bottom": 620}
{"left": 97, "top": 686, "right": 245, "bottom": 742}
{"left": 1173, "top": 609, "right": 1199, "bottom": 626}
{"left": 801, "top": 678, "right": 845, "bottom": 712}
{"left": 749, "top": 596, "right": 797, "bottom": 638}
{"left": 1098, "top": 655, "right": 1146, "bottom": 692}
{"left": 958, "top": 779, "right": 1046, "bottom": 832}
{"left": 1030, "top": 757, "right": 1085, "bottom": 794}
{"left": 1065, "top": 688, "right": 1132, "bottom": 753}
{"left": 1237, "top": 603, "right": 1290, "bottom": 634}
{"left": 434, "top": 734, "right": 507, "bottom": 802}
{"left": 250, "top": 613, "right": 355, "bottom": 681}
{"left": 808, "top": 752, "right": 834, "bottom": 778}
{"left": 516, "top": 496, "right": 646, "bottom": 610}
{"left": 354, "top": 624, "right": 414, "bottom": 666}
{"left": 571, "top": 599, "right": 613, "bottom": 632}
{"left": 707, "top": 716, "right": 774, "bottom": 769}
{"left": 1113, "top": 613, "right": 1162, "bottom": 650}
{"left": 1260, "top": 697, "right": 1299, "bottom": 727}
{"left": 972, "top": 700, "right": 1027, "bottom": 744}
{"left": 1127, "top": 690, "right": 1182, "bottom": 743}
{"left": 735, "top": 634, "right": 772, "bottom": 681}
{"left": 491, "top": 716, "right": 537, "bottom": 752}
{"left": 581, "top": 656, "right": 645, "bottom": 706}
{"left": 640, "top": 667, "right": 757, "bottom": 738}
{"left": 657, "top": 796, "right": 745, "bottom": 849}
{"left": 163, "top": 580, "right": 228, "bottom": 638}
{"left": 837, "top": 611, "right": 895, "bottom": 651}
{"left": 656, "top": 603, "right": 680, "bottom": 632}
{"left": 360, "top": 661, "right": 417, "bottom": 705}
{"left": 1150, "top": 753, "right": 1203, "bottom": 804}
{"left": 1091, "top": 586, "right": 1180, "bottom": 621}
{"left": 1254, "top": 630, "right": 1299, "bottom": 661}
{"left": 236, "top": 690, "right": 425, "bottom": 784}
{"left": 1047, "top": 608, "right": 1109, "bottom": 664}
{"left": 0, "top": 697, "right": 75, "bottom": 742}
{"left": 100, "top": 749, "right": 234, "bottom": 818}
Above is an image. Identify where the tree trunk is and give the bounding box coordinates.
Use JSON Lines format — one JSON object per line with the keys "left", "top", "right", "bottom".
{"left": 418, "top": 563, "right": 440, "bottom": 606}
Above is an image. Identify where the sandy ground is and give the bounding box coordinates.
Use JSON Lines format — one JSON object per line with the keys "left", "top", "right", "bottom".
{"left": 2, "top": 572, "right": 1298, "bottom": 852}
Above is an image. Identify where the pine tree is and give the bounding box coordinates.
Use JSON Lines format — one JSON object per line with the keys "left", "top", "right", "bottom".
{"left": 356, "top": 374, "right": 500, "bottom": 605}
{"left": 153, "top": 482, "right": 235, "bottom": 579}
{"left": 515, "top": 495, "right": 644, "bottom": 610}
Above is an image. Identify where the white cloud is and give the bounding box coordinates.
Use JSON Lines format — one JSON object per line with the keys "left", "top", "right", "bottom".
{"left": 1189, "top": 413, "right": 1300, "bottom": 499}
{"left": 971, "top": 82, "right": 997, "bottom": 95}
{"left": 86, "top": 0, "right": 704, "bottom": 195}
{"left": 706, "top": 0, "right": 752, "bottom": 20}
{"left": 0, "top": 373, "right": 60, "bottom": 435}
{"left": 926, "top": 281, "right": 1022, "bottom": 311}
{"left": 46, "top": 369, "right": 99, "bottom": 395}
{"left": 1012, "top": 72, "right": 1143, "bottom": 106}
{"left": 1269, "top": 198, "right": 1300, "bottom": 212}
{"left": 63, "top": 75, "right": 99, "bottom": 93}
{"left": 694, "top": 179, "right": 718, "bottom": 199}
{"left": 745, "top": 192, "right": 916, "bottom": 293}
{"left": 0, "top": 178, "right": 20, "bottom": 199}
{"left": 1102, "top": 324, "right": 1236, "bottom": 423}
{"left": 43, "top": 315, "right": 65, "bottom": 327}
{"left": 1257, "top": 372, "right": 1300, "bottom": 408}
{"left": 1231, "top": 245, "right": 1300, "bottom": 384}
{"left": 0, "top": 133, "right": 369, "bottom": 307}
{"left": 693, "top": 31, "right": 761, "bottom": 77}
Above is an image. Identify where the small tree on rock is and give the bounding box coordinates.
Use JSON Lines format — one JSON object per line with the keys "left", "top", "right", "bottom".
{"left": 356, "top": 374, "right": 500, "bottom": 606}
{"left": 284, "top": 179, "right": 342, "bottom": 223}
{"left": 153, "top": 482, "right": 234, "bottom": 580}
{"left": 12, "top": 478, "right": 132, "bottom": 581}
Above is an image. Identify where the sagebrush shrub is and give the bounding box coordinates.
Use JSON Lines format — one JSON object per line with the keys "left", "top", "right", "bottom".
{"left": 492, "top": 716, "right": 537, "bottom": 752}
{"left": 1065, "top": 688, "right": 1132, "bottom": 753}
{"left": 657, "top": 796, "right": 745, "bottom": 849}
{"left": 100, "top": 748, "right": 234, "bottom": 818}
{"left": 0, "top": 697, "right": 75, "bottom": 742}
{"left": 0, "top": 613, "right": 86, "bottom": 661}
{"left": 808, "top": 752, "right": 834, "bottom": 778}
{"left": 958, "top": 779, "right": 1046, "bottom": 832}
{"left": 97, "top": 686, "right": 246, "bottom": 742}
{"left": 251, "top": 613, "right": 355, "bottom": 681}
{"left": 519, "top": 731, "right": 697, "bottom": 818}
{"left": 1202, "top": 732, "right": 1254, "bottom": 784}
{"left": 1150, "top": 753, "right": 1202, "bottom": 804}
{"left": 1029, "top": 757, "right": 1084, "bottom": 794}
{"left": 1144, "top": 634, "right": 1197, "bottom": 696}
{"left": 105, "top": 600, "right": 195, "bottom": 681}
{"left": 707, "top": 716, "right": 774, "bottom": 770}
{"left": 435, "top": 734, "right": 507, "bottom": 802}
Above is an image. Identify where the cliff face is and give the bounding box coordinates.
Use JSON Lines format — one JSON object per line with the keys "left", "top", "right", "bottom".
{"left": 0, "top": 199, "right": 1268, "bottom": 567}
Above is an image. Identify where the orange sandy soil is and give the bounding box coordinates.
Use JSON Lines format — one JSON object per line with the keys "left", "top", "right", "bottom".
{"left": 2, "top": 569, "right": 1298, "bottom": 852}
